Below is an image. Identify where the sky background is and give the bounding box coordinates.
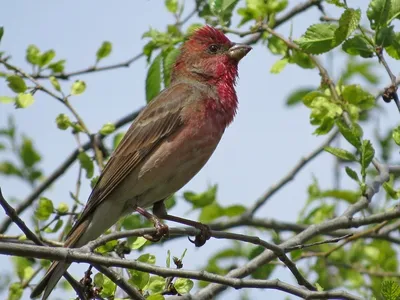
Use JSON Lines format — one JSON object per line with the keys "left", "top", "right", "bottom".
{"left": 0, "top": 1, "right": 399, "bottom": 299}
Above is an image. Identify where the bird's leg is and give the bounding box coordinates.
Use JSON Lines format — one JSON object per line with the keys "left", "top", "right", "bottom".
{"left": 152, "top": 200, "right": 211, "bottom": 247}
{"left": 136, "top": 207, "right": 169, "bottom": 242}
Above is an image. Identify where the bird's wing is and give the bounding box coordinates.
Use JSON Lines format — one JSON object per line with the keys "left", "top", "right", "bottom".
{"left": 66, "top": 82, "right": 194, "bottom": 242}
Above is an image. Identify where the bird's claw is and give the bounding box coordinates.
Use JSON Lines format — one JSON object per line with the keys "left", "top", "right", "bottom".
{"left": 144, "top": 221, "right": 169, "bottom": 242}
{"left": 188, "top": 223, "right": 211, "bottom": 247}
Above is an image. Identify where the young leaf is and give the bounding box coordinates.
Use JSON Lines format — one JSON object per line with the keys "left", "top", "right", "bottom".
{"left": 326, "top": 0, "right": 345, "bottom": 7}
{"left": 26, "top": 45, "right": 40, "bottom": 65}
{"left": 96, "top": 41, "right": 112, "bottom": 62}
{"left": 7, "top": 75, "right": 27, "bottom": 93}
{"left": 35, "top": 197, "right": 54, "bottom": 221}
{"left": 55, "top": 114, "right": 71, "bottom": 130}
{"left": 174, "top": 278, "right": 194, "bottom": 294}
{"left": 383, "top": 182, "right": 399, "bottom": 200}
{"left": 334, "top": 8, "right": 361, "bottom": 44}
{"left": 15, "top": 93, "right": 34, "bottom": 109}
{"left": 129, "top": 270, "right": 150, "bottom": 290}
{"left": 165, "top": 0, "right": 178, "bottom": 13}
{"left": 99, "top": 122, "right": 115, "bottom": 135}
{"left": 183, "top": 185, "right": 217, "bottom": 208}
{"left": 0, "top": 27, "right": 3, "bottom": 43}
{"left": 38, "top": 50, "right": 55, "bottom": 67}
{"left": 381, "top": 280, "right": 400, "bottom": 300}
{"left": 345, "top": 166, "right": 360, "bottom": 183}
{"left": 367, "top": 0, "right": 391, "bottom": 30}
{"left": 209, "top": 0, "right": 223, "bottom": 16}
{"left": 49, "top": 76, "right": 61, "bottom": 92}
{"left": 131, "top": 237, "right": 147, "bottom": 250}
{"left": 285, "top": 88, "right": 314, "bottom": 106}
{"left": 342, "top": 35, "right": 374, "bottom": 58}
{"left": 324, "top": 146, "right": 357, "bottom": 161}
{"left": 78, "top": 152, "right": 94, "bottom": 179}
{"left": 70, "top": 80, "right": 86, "bottom": 95}
{"left": 48, "top": 59, "right": 66, "bottom": 73}
{"left": 0, "top": 96, "right": 14, "bottom": 104}
{"left": 385, "top": 32, "right": 400, "bottom": 59}
{"left": 270, "top": 58, "right": 288, "bottom": 74}
{"left": 20, "top": 138, "right": 41, "bottom": 167}
{"left": 393, "top": 126, "right": 400, "bottom": 145}
{"left": 147, "top": 295, "right": 165, "bottom": 300}
{"left": 296, "top": 23, "right": 337, "bottom": 54}
{"left": 163, "top": 48, "right": 180, "bottom": 87}
{"left": 146, "top": 54, "right": 162, "bottom": 103}
{"left": 376, "top": 25, "right": 395, "bottom": 47}
{"left": 336, "top": 120, "right": 362, "bottom": 149}
{"left": 360, "top": 140, "right": 375, "bottom": 178}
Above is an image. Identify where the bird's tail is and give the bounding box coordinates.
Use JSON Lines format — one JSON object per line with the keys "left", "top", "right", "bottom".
{"left": 30, "top": 219, "right": 90, "bottom": 299}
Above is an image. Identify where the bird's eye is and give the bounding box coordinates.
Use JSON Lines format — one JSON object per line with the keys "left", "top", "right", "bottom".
{"left": 208, "top": 44, "right": 220, "bottom": 53}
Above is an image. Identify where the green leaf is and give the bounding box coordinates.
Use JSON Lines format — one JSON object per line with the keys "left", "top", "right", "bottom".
{"left": 376, "top": 25, "right": 395, "bottom": 47}
{"left": 289, "top": 50, "right": 314, "bottom": 69}
{"left": 94, "top": 273, "right": 104, "bottom": 287}
{"left": 70, "top": 80, "right": 86, "bottom": 95}
{"left": 146, "top": 276, "right": 166, "bottom": 294}
{"left": 0, "top": 96, "right": 14, "bottom": 104}
{"left": 100, "top": 275, "right": 116, "bottom": 297}
{"left": 147, "top": 295, "right": 165, "bottom": 300}
{"left": 99, "top": 122, "right": 115, "bottom": 135}
{"left": 7, "top": 75, "right": 27, "bottom": 93}
{"left": 209, "top": 0, "right": 223, "bottom": 16}
{"left": 342, "top": 84, "right": 375, "bottom": 110}
{"left": 96, "top": 41, "right": 112, "bottom": 62}
{"left": 183, "top": 185, "right": 217, "bottom": 208}
{"left": 20, "top": 138, "right": 41, "bottom": 167}
{"left": 0, "top": 27, "right": 3, "bottom": 44}
{"left": 393, "top": 126, "right": 400, "bottom": 145}
{"left": 336, "top": 120, "right": 362, "bottom": 149}
{"left": 199, "top": 202, "right": 224, "bottom": 222}
{"left": 296, "top": 23, "right": 337, "bottom": 54}
{"left": 342, "top": 35, "right": 374, "bottom": 58}
{"left": 0, "top": 161, "right": 22, "bottom": 177}
{"left": 270, "top": 58, "right": 288, "bottom": 74}
{"left": 360, "top": 140, "right": 375, "bottom": 178}
{"left": 129, "top": 269, "right": 150, "bottom": 290}
{"left": 367, "top": 0, "right": 392, "bottom": 30}
{"left": 285, "top": 88, "right": 314, "bottom": 106}
{"left": 78, "top": 152, "right": 94, "bottom": 179}
{"left": 8, "top": 282, "right": 23, "bottom": 300}
{"left": 386, "top": 32, "right": 400, "bottom": 59}
{"left": 138, "top": 253, "right": 156, "bottom": 264}
{"left": 268, "top": 36, "right": 287, "bottom": 55}
{"left": 15, "top": 93, "right": 34, "bottom": 109}
{"left": 320, "top": 189, "right": 360, "bottom": 203}
{"left": 26, "top": 45, "right": 40, "bottom": 65}
{"left": 163, "top": 48, "right": 180, "bottom": 87}
{"left": 383, "top": 182, "right": 399, "bottom": 199}
{"left": 174, "top": 278, "right": 194, "bottom": 294}
{"left": 324, "top": 146, "right": 357, "bottom": 161}
{"left": 223, "top": 204, "right": 246, "bottom": 217}
{"left": 131, "top": 237, "right": 147, "bottom": 249}
{"left": 55, "top": 114, "right": 71, "bottom": 130}
{"left": 49, "top": 76, "right": 61, "bottom": 92}
{"left": 35, "top": 197, "right": 54, "bottom": 221}
{"left": 326, "top": 0, "right": 345, "bottom": 7}
{"left": 334, "top": 8, "right": 361, "bottom": 44}
{"left": 113, "top": 132, "right": 125, "bottom": 149}
{"left": 345, "top": 166, "right": 360, "bottom": 183}
{"left": 146, "top": 54, "right": 162, "bottom": 103}
{"left": 57, "top": 202, "right": 69, "bottom": 214}
{"left": 38, "top": 50, "right": 55, "bottom": 67}
{"left": 381, "top": 280, "right": 400, "bottom": 300}
{"left": 165, "top": 0, "right": 178, "bottom": 13}
{"left": 48, "top": 59, "right": 66, "bottom": 73}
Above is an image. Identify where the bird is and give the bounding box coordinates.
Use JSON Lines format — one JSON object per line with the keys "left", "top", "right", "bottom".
{"left": 30, "top": 25, "right": 251, "bottom": 299}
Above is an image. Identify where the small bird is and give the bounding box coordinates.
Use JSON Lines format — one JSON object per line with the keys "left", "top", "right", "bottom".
{"left": 31, "top": 25, "right": 251, "bottom": 299}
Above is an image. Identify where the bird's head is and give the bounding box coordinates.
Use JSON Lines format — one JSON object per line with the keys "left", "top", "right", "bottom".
{"left": 172, "top": 26, "right": 251, "bottom": 84}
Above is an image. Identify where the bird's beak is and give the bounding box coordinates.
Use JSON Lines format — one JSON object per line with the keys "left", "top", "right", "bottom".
{"left": 228, "top": 43, "right": 252, "bottom": 61}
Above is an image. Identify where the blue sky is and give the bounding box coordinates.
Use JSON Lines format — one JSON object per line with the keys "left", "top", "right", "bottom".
{"left": 0, "top": 1, "right": 399, "bottom": 299}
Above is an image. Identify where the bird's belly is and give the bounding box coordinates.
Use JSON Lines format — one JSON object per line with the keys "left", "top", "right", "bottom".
{"left": 115, "top": 122, "right": 223, "bottom": 209}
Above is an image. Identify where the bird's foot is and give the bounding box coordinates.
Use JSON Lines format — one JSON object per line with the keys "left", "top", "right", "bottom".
{"left": 188, "top": 222, "right": 211, "bottom": 247}
{"left": 136, "top": 207, "right": 169, "bottom": 242}
{"left": 144, "top": 219, "right": 169, "bottom": 242}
